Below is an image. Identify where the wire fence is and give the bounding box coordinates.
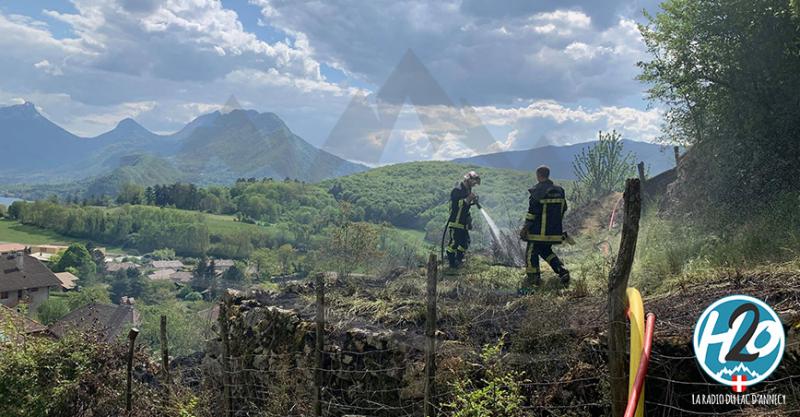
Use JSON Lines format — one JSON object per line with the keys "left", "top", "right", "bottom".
{"left": 180, "top": 268, "right": 800, "bottom": 417}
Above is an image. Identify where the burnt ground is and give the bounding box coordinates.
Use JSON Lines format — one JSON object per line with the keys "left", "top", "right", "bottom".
{"left": 235, "top": 265, "right": 800, "bottom": 416}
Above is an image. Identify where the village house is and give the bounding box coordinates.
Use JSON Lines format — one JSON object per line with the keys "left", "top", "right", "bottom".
{"left": 54, "top": 271, "right": 78, "bottom": 291}
{"left": 213, "top": 259, "right": 235, "bottom": 273}
{"left": 169, "top": 271, "right": 193, "bottom": 284}
{"left": 148, "top": 268, "right": 176, "bottom": 281}
{"left": 106, "top": 262, "right": 139, "bottom": 273}
{"left": 150, "top": 260, "right": 185, "bottom": 270}
{"left": 50, "top": 299, "right": 140, "bottom": 343}
{"left": 0, "top": 243, "right": 27, "bottom": 254}
{"left": 0, "top": 252, "right": 61, "bottom": 313}
{"left": 0, "top": 304, "right": 52, "bottom": 342}
{"left": 28, "top": 244, "right": 69, "bottom": 262}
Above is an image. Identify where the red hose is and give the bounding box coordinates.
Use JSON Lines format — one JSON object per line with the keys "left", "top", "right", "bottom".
{"left": 624, "top": 312, "right": 656, "bottom": 417}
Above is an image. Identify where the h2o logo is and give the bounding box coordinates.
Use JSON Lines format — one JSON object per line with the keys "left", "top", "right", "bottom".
{"left": 693, "top": 295, "right": 785, "bottom": 392}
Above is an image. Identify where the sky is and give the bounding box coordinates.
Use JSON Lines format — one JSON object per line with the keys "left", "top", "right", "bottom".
{"left": 0, "top": 0, "right": 667, "bottom": 164}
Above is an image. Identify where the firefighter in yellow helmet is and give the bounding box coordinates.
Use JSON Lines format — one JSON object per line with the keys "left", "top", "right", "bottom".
{"left": 519, "top": 165, "right": 570, "bottom": 293}
{"left": 446, "top": 171, "right": 481, "bottom": 268}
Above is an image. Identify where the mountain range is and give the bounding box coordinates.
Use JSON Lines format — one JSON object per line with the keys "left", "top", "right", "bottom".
{"left": 0, "top": 102, "right": 366, "bottom": 186}
{"left": 0, "top": 102, "right": 676, "bottom": 197}
{"left": 453, "top": 140, "right": 678, "bottom": 180}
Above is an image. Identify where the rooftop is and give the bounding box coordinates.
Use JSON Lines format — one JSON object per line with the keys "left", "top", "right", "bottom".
{"left": 0, "top": 243, "right": 27, "bottom": 254}
{"left": 0, "top": 304, "right": 50, "bottom": 342}
{"left": 54, "top": 271, "right": 78, "bottom": 290}
{"left": 151, "top": 260, "right": 185, "bottom": 269}
{"left": 49, "top": 303, "right": 140, "bottom": 343}
{"left": 0, "top": 253, "right": 61, "bottom": 292}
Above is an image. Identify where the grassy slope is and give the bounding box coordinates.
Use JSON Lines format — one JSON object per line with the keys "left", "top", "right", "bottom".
{"left": 0, "top": 218, "right": 127, "bottom": 252}
{"left": 320, "top": 160, "right": 573, "bottom": 229}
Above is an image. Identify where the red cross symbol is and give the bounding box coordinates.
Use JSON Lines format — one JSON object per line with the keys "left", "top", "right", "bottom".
{"left": 732, "top": 374, "right": 747, "bottom": 392}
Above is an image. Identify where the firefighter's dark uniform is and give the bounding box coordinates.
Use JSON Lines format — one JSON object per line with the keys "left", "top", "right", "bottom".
{"left": 522, "top": 179, "right": 569, "bottom": 287}
{"left": 446, "top": 181, "right": 473, "bottom": 268}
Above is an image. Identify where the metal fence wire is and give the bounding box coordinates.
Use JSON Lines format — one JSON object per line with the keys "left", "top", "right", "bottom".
{"left": 199, "top": 271, "right": 800, "bottom": 417}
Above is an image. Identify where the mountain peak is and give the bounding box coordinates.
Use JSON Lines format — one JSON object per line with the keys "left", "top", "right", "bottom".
{"left": 0, "top": 101, "right": 41, "bottom": 119}
{"left": 116, "top": 117, "right": 145, "bottom": 131}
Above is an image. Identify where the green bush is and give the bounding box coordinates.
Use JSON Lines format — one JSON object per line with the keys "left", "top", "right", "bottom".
{"left": 445, "top": 339, "right": 525, "bottom": 417}
{"left": 0, "top": 334, "right": 130, "bottom": 417}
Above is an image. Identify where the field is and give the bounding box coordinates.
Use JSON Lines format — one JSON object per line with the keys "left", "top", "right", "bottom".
{"left": 0, "top": 218, "right": 79, "bottom": 245}
{"left": 0, "top": 218, "right": 127, "bottom": 252}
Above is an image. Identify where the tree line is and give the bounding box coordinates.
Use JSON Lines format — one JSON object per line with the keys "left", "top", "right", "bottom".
{"left": 8, "top": 201, "right": 210, "bottom": 256}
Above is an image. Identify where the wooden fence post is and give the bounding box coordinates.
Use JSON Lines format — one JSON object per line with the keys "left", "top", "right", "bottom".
{"left": 160, "top": 315, "right": 170, "bottom": 385}
{"left": 424, "top": 254, "right": 438, "bottom": 417}
{"left": 218, "top": 297, "right": 234, "bottom": 417}
{"left": 126, "top": 328, "right": 140, "bottom": 414}
{"left": 636, "top": 162, "right": 646, "bottom": 184}
{"left": 673, "top": 146, "right": 681, "bottom": 166}
{"left": 607, "top": 178, "right": 642, "bottom": 417}
{"left": 315, "top": 272, "right": 325, "bottom": 417}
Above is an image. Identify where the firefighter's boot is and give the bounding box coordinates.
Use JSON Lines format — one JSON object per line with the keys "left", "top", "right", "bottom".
{"left": 558, "top": 269, "right": 571, "bottom": 286}
{"left": 447, "top": 250, "right": 457, "bottom": 268}
{"left": 518, "top": 273, "right": 541, "bottom": 295}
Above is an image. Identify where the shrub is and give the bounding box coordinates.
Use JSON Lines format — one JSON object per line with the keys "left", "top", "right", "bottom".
{"left": 445, "top": 339, "right": 525, "bottom": 417}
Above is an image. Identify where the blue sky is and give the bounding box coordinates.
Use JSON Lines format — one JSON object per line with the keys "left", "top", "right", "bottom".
{"left": 0, "top": 0, "right": 666, "bottom": 164}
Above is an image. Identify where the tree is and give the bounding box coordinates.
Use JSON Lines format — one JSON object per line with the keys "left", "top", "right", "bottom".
{"left": 116, "top": 183, "right": 144, "bottom": 205}
{"left": 36, "top": 298, "right": 70, "bottom": 325}
{"left": 326, "top": 220, "right": 381, "bottom": 278}
{"left": 52, "top": 244, "right": 97, "bottom": 284}
{"left": 249, "top": 248, "right": 278, "bottom": 279}
{"left": 110, "top": 267, "right": 146, "bottom": 303}
{"left": 65, "top": 285, "right": 111, "bottom": 310}
{"left": 571, "top": 130, "right": 636, "bottom": 205}
{"left": 277, "top": 244, "right": 295, "bottom": 275}
{"left": 638, "top": 0, "right": 800, "bottom": 209}
{"left": 222, "top": 263, "right": 245, "bottom": 282}
{"left": 151, "top": 248, "right": 176, "bottom": 260}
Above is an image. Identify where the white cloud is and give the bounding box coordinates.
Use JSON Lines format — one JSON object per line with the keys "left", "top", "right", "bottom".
{"left": 526, "top": 10, "right": 592, "bottom": 36}
{"left": 33, "top": 60, "right": 64, "bottom": 76}
{"left": 0, "top": 1, "right": 666, "bottom": 162}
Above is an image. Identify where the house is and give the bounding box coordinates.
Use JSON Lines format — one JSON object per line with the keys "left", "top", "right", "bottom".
{"left": 0, "top": 243, "right": 27, "bottom": 254}
{"left": 151, "top": 260, "right": 184, "bottom": 270}
{"left": 0, "top": 252, "right": 61, "bottom": 313}
{"left": 106, "top": 262, "right": 139, "bottom": 273}
{"left": 29, "top": 244, "right": 68, "bottom": 255}
{"left": 169, "top": 271, "right": 193, "bottom": 284}
{"left": 148, "top": 268, "right": 176, "bottom": 281}
{"left": 213, "top": 259, "right": 235, "bottom": 273}
{"left": 54, "top": 271, "right": 78, "bottom": 291}
{"left": 28, "top": 244, "right": 68, "bottom": 262}
{"left": 0, "top": 304, "right": 52, "bottom": 342}
{"left": 49, "top": 300, "right": 140, "bottom": 343}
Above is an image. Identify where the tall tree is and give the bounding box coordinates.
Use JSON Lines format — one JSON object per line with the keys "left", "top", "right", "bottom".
{"left": 638, "top": 0, "right": 800, "bottom": 209}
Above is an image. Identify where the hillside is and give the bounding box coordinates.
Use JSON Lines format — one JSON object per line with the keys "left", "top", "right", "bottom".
{"left": 321, "top": 161, "right": 559, "bottom": 229}
{"left": 175, "top": 109, "right": 366, "bottom": 183}
{"left": 84, "top": 154, "right": 183, "bottom": 197}
{"left": 453, "top": 139, "right": 677, "bottom": 179}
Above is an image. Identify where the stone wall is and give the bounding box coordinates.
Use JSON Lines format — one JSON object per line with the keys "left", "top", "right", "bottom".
{"left": 203, "top": 293, "right": 427, "bottom": 416}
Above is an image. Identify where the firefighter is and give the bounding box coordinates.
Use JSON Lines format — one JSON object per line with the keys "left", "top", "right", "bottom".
{"left": 519, "top": 165, "right": 570, "bottom": 292}
{"left": 446, "top": 171, "right": 481, "bottom": 269}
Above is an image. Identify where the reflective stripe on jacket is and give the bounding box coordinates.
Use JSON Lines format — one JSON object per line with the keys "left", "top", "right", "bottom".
{"left": 524, "top": 180, "right": 567, "bottom": 243}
